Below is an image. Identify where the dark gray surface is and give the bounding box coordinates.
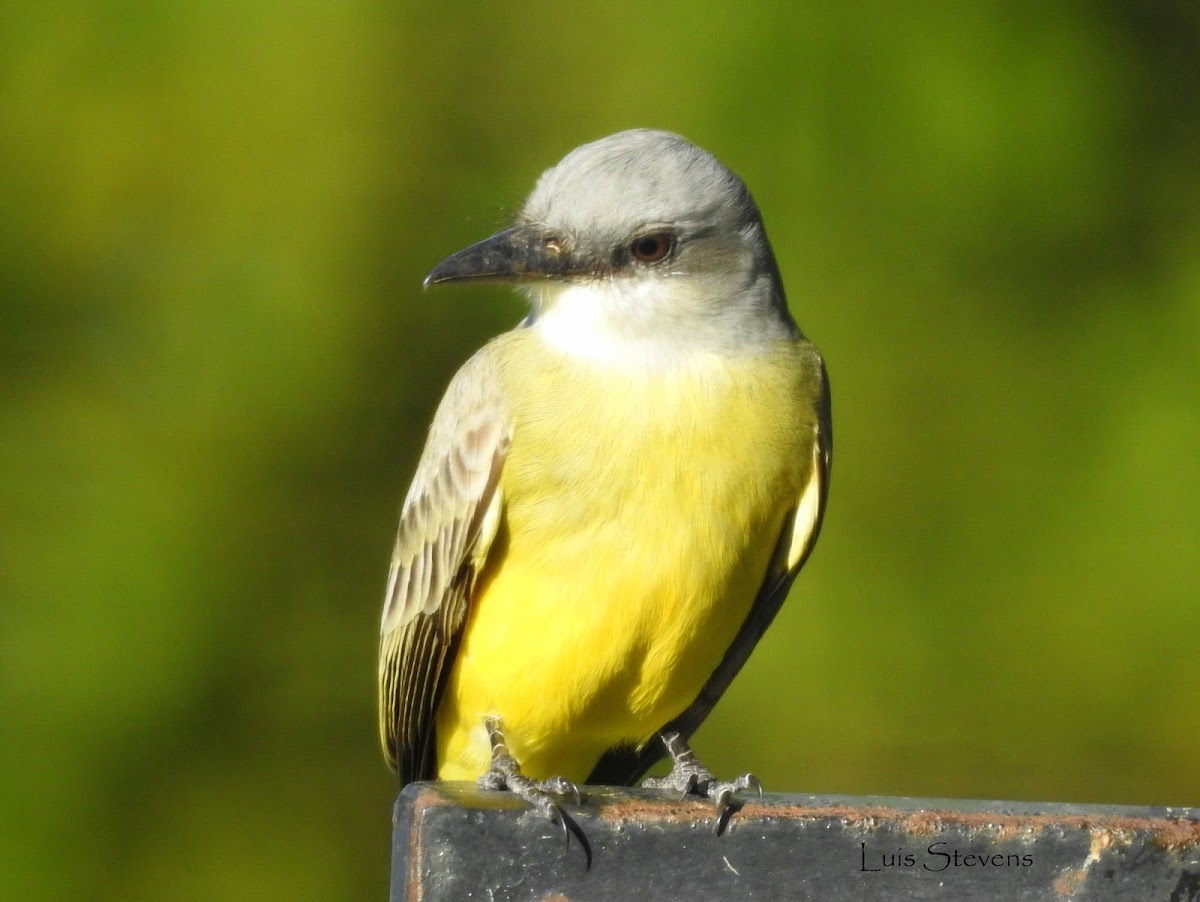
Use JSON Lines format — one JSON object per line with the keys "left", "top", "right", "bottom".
{"left": 392, "top": 783, "right": 1200, "bottom": 901}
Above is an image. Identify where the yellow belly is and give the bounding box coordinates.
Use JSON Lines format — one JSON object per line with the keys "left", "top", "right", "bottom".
{"left": 435, "top": 331, "right": 819, "bottom": 781}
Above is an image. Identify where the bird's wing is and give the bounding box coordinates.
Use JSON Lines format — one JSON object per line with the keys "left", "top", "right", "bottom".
{"left": 587, "top": 361, "right": 832, "bottom": 786}
{"left": 378, "top": 348, "right": 510, "bottom": 784}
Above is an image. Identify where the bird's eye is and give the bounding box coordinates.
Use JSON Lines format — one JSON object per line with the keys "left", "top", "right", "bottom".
{"left": 629, "top": 232, "right": 674, "bottom": 264}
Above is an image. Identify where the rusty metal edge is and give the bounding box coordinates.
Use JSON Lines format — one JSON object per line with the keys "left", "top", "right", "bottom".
{"left": 405, "top": 782, "right": 1200, "bottom": 851}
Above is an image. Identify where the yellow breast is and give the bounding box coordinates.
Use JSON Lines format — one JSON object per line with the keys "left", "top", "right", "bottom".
{"left": 436, "top": 329, "right": 823, "bottom": 781}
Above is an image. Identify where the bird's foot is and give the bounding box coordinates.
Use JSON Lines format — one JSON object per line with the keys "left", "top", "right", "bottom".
{"left": 641, "top": 732, "right": 762, "bottom": 833}
{"left": 478, "top": 716, "right": 587, "bottom": 858}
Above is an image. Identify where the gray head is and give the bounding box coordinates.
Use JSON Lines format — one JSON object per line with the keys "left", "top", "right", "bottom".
{"left": 426, "top": 129, "right": 797, "bottom": 356}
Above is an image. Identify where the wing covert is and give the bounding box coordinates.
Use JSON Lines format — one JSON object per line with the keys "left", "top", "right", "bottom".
{"left": 378, "top": 348, "right": 510, "bottom": 783}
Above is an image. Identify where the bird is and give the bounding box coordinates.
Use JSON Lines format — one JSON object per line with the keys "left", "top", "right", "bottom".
{"left": 377, "top": 129, "right": 831, "bottom": 827}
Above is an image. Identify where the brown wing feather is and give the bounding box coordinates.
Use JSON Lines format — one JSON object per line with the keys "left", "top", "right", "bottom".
{"left": 587, "top": 360, "right": 832, "bottom": 786}
{"left": 378, "top": 348, "right": 510, "bottom": 783}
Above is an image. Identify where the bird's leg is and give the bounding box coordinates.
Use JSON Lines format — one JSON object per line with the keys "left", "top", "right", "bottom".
{"left": 642, "top": 731, "right": 762, "bottom": 833}
{"left": 478, "top": 715, "right": 583, "bottom": 846}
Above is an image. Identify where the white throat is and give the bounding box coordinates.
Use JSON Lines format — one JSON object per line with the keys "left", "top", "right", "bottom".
{"left": 528, "top": 279, "right": 702, "bottom": 369}
{"left": 527, "top": 275, "right": 791, "bottom": 370}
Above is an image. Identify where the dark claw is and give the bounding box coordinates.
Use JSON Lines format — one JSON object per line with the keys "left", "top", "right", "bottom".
{"left": 544, "top": 803, "right": 569, "bottom": 847}
{"left": 712, "top": 785, "right": 734, "bottom": 813}
{"left": 714, "top": 803, "right": 735, "bottom": 835}
{"left": 747, "top": 774, "right": 764, "bottom": 800}
{"left": 640, "top": 732, "right": 762, "bottom": 834}
{"left": 476, "top": 715, "right": 592, "bottom": 867}
{"left": 540, "top": 775, "right": 582, "bottom": 806}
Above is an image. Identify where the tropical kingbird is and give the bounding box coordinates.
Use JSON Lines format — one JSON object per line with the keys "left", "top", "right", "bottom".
{"left": 378, "top": 129, "right": 831, "bottom": 822}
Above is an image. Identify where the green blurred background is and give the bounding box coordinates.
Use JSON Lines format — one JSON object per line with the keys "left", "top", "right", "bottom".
{"left": 3, "top": 1, "right": 1198, "bottom": 898}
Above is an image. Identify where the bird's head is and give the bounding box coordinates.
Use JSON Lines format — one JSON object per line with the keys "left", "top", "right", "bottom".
{"left": 425, "top": 129, "right": 796, "bottom": 360}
